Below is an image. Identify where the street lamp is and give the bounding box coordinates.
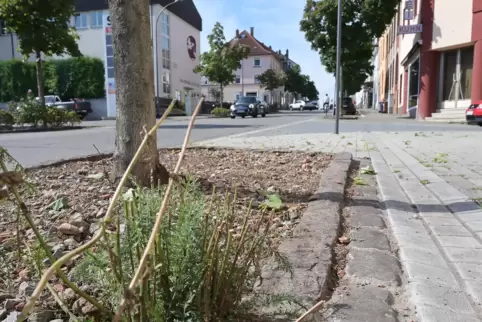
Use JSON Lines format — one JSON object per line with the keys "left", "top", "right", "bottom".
{"left": 153, "top": 0, "right": 183, "bottom": 98}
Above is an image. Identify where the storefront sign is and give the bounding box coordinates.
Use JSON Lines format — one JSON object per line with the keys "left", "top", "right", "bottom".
{"left": 398, "top": 24, "right": 422, "bottom": 35}
{"left": 405, "top": 0, "right": 413, "bottom": 9}
{"left": 104, "top": 11, "right": 116, "bottom": 117}
{"left": 403, "top": 10, "right": 414, "bottom": 20}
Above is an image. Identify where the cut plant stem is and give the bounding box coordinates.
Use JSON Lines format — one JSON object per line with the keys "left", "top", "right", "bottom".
{"left": 19, "top": 99, "right": 177, "bottom": 320}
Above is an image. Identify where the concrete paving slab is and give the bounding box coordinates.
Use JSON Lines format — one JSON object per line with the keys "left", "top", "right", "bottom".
{"left": 392, "top": 232, "right": 439, "bottom": 253}
{"left": 324, "top": 284, "right": 398, "bottom": 322}
{"left": 410, "top": 281, "right": 475, "bottom": 315}
{"left": 345, "top": 248, "right": 401, "bottom": 285}
{"left": 429, "top": 223, "right": 473, "bottom": 237}
{"left": 349, "top": 208, "right": 385, "bottom": 228}
{"left": 434, "top": 236, "right": 482, "bottom": 248}
{"left": 453, "top": 262, "right": 482, "bottom": 281}
{"left": 464, "top": 281, "right": 482, "bottom": 306}
{"left": 444, "top": 247, "right": 482, "bottom": 263}
{"left": 403, "top": 260, "right": 459, "bottom": 287}
{"left": 416, "top": 305, "right": 480, "bottom": 322}
{"left": 350, "top": 227, "right": 391, "bottom": 251}
{"left": 398, "top": 247, "right": 449, "bottom": 269}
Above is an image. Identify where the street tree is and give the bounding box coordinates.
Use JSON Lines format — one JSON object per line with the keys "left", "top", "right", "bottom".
{"left": 0, "top": 0, "right": 81, "bottom": 106}
{"left": 194, "top": 22, "right": 250, "bottom": 107}
{"left": 304, "top": 78, "right": 319, "bottom": 101}
{"left": 300, "top": 0, "right": 399, "bottom": 94}
{"left": 209, "top": 87, "right": 221, "bottom": 102}
{"left": 256, "top": 68, "right": 284, "bottom": 104}
{"left": 284, "top": 65, "right": 305, "bottom": 98}
{"left": 108, "top": 0, "right": 169, "bottom": 185}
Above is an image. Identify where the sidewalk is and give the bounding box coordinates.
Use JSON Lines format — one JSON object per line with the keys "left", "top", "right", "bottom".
{"left": 197, "top": 130, "right": 482, "bottom": 321}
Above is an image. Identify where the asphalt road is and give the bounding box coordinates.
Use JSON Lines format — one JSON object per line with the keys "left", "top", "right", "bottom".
{"left": 0, "top": 110, "right": 479, "bottom": 167}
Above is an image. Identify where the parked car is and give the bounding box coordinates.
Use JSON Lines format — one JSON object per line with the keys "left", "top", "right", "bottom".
{"left": 466, "top": 100, "right": 482, "bottom": 125}
{"left": 341, "top": 97, "right": 357, "bottom": 115}
{"left": 38, "top": 95, "right": 92, "bottom": 119}
{"left": 289, "top": 100, "right": 316, "bottom": 111}
{"left": 230, "top": 96, "right": 266, "bottom": 118}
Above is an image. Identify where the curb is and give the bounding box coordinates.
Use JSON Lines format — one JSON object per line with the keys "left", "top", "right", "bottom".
{"left": 0, "top": 126, "right": 84, "bottom": 134}
{"left": 257, "top": 152, "right": 352, "bottom": 311}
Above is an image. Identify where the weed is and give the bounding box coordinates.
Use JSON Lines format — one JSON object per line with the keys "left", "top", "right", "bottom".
{"left": 420, "top": 179, "right": 429, "bottom": 185}
{"left": 72, "top": 180, "right": 291, "bottom": 321}
{"left": 393, "top": 170, "right": 401, "bottom": 173}
{"left": 353, "top": 176, "right": 367, "bottom": 185}
{"left": 432, "top": 153, "right": 448, "bottom": 164}
{"left": 360, "top": 166, "right": 376, "bottom": 175}
{"left": 404, "top": 140, "right": 411, "bottom": 146}
{"left": 347, "top": 142, "right": 353, "bottom": 145}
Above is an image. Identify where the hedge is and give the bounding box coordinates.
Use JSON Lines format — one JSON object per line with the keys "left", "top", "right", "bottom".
{"left": 0, "top": 57, "right": 105, "bottom": 102}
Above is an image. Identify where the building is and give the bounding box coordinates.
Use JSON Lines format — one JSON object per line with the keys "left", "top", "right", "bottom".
{"left": 201, "top": 27, "right": 297, "bottom": 107}
{"left": 0, "top": 0, "right": 202, "bottom": 118}
{"left": 375, "top": 0, "right": 481, "bottom": 121}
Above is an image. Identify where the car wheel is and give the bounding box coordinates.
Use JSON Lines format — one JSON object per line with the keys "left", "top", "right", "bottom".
{"left": 241, "top": 115, "right": 245, "bottom": 118}
{"left": 289, "top": 106, "right": 293, "bottom": 111}
{"left": 261, "top": 113, "right": 266, "bottom": 117}
{"left": 252, "top": 113, "right": 258, "bottom": 118}
{"left": 300, "top": 107, "right": 304, "bottom": 111}
{"left": 230, "top": 115, "right": 235, "bottom": 119}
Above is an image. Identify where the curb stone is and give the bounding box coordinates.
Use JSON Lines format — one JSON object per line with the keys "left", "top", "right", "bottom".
{"left": 256, "top": 152, "right": 352, "bottom": 317}
{"left": 322, "top": 159, "right": 406, "bottom": 322}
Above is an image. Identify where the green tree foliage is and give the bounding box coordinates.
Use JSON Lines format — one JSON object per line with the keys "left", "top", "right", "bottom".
{"left": 284, "top": 65, "right": 319, "bottom": 100}
{"left": 0, "top": 0, "right": 81, "bottom": 105}
{"left": 194, "top": 22, "right": 250, "bottom": 106}
{"left": 300, "top": 0, "right": 399, "bottom": 94}
{"left": 0, "top": 58, "right": 105, "bottom": 102}
{"left": 256, "top": 68, "right": 284, "bottom": 104}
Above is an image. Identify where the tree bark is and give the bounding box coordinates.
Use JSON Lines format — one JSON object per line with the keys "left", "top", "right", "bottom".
{"left": 35, "top": 51, "right": 45, "bottom": 107}
{"left": 220, "top": 84, "right": 224, "bottom": 107}
{"left": 108, "top": 0, "right": 169, "bottom": 185}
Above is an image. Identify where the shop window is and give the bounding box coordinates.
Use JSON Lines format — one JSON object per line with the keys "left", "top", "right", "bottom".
{"left": 442, "top": 50, "right": 457, "bottom": 100}
{"left": 408, "top": 58, "right": 419, "bottom": 108}
{"left": 460, "top": 46, "right": 474, "bottom": 99}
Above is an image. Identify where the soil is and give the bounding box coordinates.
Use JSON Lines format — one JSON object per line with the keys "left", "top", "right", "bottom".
{"left": 0, "top": 148, "right": 332, "bottom": 319}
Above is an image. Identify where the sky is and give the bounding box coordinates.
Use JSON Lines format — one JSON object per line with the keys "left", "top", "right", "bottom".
{"left": 192, "top": 0, "right": 335, "bottom": 100}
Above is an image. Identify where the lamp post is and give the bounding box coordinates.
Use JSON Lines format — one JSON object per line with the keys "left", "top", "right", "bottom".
{"left": 153, "top": 0, "right": 182, "bottom": 98}
{"left": 334, "top": 0, "right": 342, "bottom": 134}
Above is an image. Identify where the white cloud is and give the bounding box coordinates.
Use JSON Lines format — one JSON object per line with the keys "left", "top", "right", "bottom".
{"left": 194, "top": 0, "right": 335, "bottom": 99}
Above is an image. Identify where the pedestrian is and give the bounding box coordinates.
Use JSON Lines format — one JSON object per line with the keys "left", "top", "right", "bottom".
{"left": 323, "top": 93, "right": 330, "bottom": 111}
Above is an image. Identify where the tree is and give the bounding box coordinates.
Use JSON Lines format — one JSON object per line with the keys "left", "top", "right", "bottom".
{"left": 304, "top": 79, "right": 319, "bottom": 101}
{"left": 209, "top": 87, "right": 221, "bottom": 102}
{"left": 0, "top": 0, "right": 81, "bottom": 106}
{"left": 108, "top": 0, "right": 169, "bottom": 185}
{"left": 284, "top": 66, "right": 305, "bottom": 98}
{"left": 300, "top": 0, "right": 398, "bottom": 95}
{"left": 256, "top": 69, "right": 284, "bottom": 104}
{"left": 194, "top": 22, "right": 250, "bottom": 107}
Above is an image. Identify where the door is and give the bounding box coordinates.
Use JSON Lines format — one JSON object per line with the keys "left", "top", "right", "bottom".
{"left": 184, "top": 89, "right": 192, "bottom": 116}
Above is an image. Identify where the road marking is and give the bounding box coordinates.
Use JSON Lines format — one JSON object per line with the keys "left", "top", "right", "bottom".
{"left": 194, "top": 117, "right": 317, "bottom": 145}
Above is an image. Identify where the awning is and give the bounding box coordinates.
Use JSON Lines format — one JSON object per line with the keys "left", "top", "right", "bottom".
{"left": 400, "top": 42, "right": 421, "bottom": 66}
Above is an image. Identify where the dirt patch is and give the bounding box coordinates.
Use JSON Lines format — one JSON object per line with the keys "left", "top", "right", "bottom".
{"left": 0, "top": 148, "right": 332, "bottom": 316}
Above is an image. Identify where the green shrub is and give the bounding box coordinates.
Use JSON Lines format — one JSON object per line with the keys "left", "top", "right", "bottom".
{"left": 0, "top": 110, "right": 14, "bottom": 127}
{"left": 211, "top": 107, "right": 230, "bottom": 118}
{"left": 0, "top": 57, "right": 105, "bottom": 102}
{"left": 71, "top": 180, "right": 288, "bottom": 321}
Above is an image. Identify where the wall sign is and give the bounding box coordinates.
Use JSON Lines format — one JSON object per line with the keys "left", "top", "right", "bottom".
{"left": 187, "top": 36, "right": 196, "bottom": 60}
{"left": 398, "top": 24, "right": 422, "bottom": 35}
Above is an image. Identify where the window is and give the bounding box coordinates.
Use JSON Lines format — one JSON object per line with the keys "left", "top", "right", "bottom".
{"left": 460, "top": 46, "right": 474, "bottom": 99}
{"left": 163, "top": 72, "right": 171, "bottom": 94}
{"left": 161, "top": 13, "right": 170, "bottom": 71}
{"left": 408, "top": 58, "right": 419, "bottom": 108}
{"left": 235, "top": 75, "right": 240, "bottom": 84}
{"left": 442, "top": 50, "right": 457, "bottom": 101}
{"left": 254, "top": 57, "right": 261, "bottom": 67}
{"left": 75, "top": 13, "right": 88, "bottom": 29}
{"left": 91, "top": 11, "right": 103, "bottom": 28}
{"left": 254, "top": 74, "right": 260, "bottom": 84}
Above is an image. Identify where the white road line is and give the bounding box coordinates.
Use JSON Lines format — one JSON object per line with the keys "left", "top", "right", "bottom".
{"left": 194, "top": 117, "right": 317, "bottom": 145}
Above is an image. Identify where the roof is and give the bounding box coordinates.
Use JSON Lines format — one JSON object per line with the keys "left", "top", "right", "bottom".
{"left": 74, "top": 0, "right": 202, "bottom": 31}
{"left": 229, "top": 30, "right": 286, "bottom": 63}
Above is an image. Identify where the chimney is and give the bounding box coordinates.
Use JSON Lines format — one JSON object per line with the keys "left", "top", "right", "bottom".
{"left": 236, "top": 29, "right": 239, "bottom": 37}
{"left": 250, "top": 27, "right": 254, "bottom": 36}
{"left": 285, "top": 49, "right": 289, "bottom": 58}
{"left": 269, "top": 45, "right": 272, "bottom": 50}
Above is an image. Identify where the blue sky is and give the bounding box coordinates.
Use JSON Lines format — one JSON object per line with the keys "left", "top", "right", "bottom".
{"left": 193, "top": 0, "right": 335, "bottom": 100}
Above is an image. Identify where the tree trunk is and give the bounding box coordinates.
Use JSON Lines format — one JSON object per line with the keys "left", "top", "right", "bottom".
{"left": 35, "top": 51, "right": 45, "bottom": 107}
{"left": 220, "top": 84, "right": 224, "bottom": 108}
{"left": 108, "top": 0, "right": 169, "bottom": 186}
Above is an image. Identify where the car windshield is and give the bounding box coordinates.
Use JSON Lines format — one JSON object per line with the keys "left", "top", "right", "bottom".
{"left": 45, "top": 96, "right": 56, "bottom": 104}
{"left": 237, "top": 97, "right": 256, "bottom": 104}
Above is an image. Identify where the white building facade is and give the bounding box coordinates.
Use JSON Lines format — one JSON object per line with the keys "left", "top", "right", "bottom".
{"left": 0, "top": 0, "right": 202, "bottom": 118}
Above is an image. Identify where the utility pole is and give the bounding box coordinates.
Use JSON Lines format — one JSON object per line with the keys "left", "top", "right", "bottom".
{"left": 334, "top": 0, "right": 342, "bottom": 134}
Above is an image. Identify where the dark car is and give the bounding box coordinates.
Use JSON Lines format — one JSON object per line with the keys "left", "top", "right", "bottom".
{"left": 230, "top": 96, "right": 266, "bottom": 119}
{"left": 342, "top": 97, "right": 357, "bottom": 115}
